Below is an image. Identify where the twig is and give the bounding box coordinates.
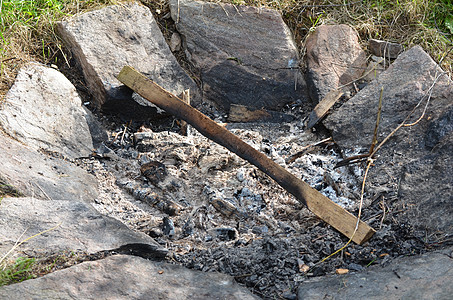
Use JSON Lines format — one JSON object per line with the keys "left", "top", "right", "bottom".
{"left": 0, "top": 57, "right": 17, "bottom": 63}
{"left": 176, "top": 0, "right": 180, "bottom": 23}
{"left": 337, "top": 70, "right": 446, "bottom": 168}
{"left": 120, "top": 121, "right": 131, "bottom": 145}
{"left": 0, "top": 222, "right": 62, "bottom": 266}
{"left": 356, "top": 158, "right": 374, "bottom": 232}
{"left": 299, "top": 0, "right": 363, "bottom": 8}
{"left": 402, "top": 72, "right": 445, "bottom": 127}
{"left": 34, "top": 182, "right": 52, "bottom": 201}
{"left": 337, "top": 57, "right": 385, "bottom": 89}
{"left": 286, "top": 137, "right": 332, "bottom": 164}
{"left": 379, "top": 198, "right": 386, "bottom": 229}
{"left": 0, "top": 229, "right": 27, "bottom": 268}
{"left": 369, "top": 87, "right": 384, "bottom": 154}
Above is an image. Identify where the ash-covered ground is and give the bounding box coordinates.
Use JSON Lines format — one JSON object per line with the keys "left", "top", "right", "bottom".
{"left": 77, "top": 110, "right": 427, "bottom": 299}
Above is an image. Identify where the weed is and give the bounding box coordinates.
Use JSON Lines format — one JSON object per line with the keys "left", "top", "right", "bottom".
{"left": 0, "top": 176, "right": 22, "bottom": 197}
{"left": 0, "top": 257, "right": 36, "bottom": 286}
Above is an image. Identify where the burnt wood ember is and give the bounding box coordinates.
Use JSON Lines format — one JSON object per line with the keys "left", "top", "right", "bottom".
{"left": 140, "top": 161, "right": 168, "bottom": 186}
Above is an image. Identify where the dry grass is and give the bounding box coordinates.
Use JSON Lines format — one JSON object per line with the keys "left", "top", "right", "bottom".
{"left": 0, "top": 0, "right": 451, "bottom": 100}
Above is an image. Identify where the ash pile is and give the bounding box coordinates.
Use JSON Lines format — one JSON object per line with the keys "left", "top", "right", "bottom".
{"left": 88, "top": 117, "right": 372, "bottom": 298}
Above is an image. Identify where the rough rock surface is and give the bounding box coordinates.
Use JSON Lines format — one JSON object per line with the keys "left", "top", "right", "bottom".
{"left": 305, "top": 24, "right": 367, "bottom": 102}
{"left": 0, "top": 197, "right": 166, "bottom": 259}
{"left": 324, "top": 45, "right": 453, "bottom": 238}
{"left": 0, "top": 63, "right": 94, "bottom": 159}
{"left": 369, "top": 38, "right": 403, "bottom": 59}
{"left": 169, "top": 0, "right": 307, "bottom": 111}
{"left": 297, "top": 247, "right": 453, "bottom": 300}
{"left": 398, "top": 125, "right": 453, "bottom": 237}
{"left": 0, "top": 255, "right": 259, "bottom": 300}
{"left": 57, "top": 2, "right": 199, "bottom": 114}
{"left": 0, "top": 131, "right": 98, "bottom": 201}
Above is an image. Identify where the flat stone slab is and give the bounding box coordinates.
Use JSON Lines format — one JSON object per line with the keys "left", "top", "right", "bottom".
{"left": 305, "top": 24, "right": 367, "bottom": 102}
{"left": 0, "top": 255, "right": 259, "bottom": 299}
{"left": 57, "top": 2, "right": 200, "bottom": 114}
{"left": 170, "top": 0, "right": 307, "bottom": 111}
{"left": 0, "top": 197, "right": 166, "bottom": 259}
{"left": 0, "top": 63, "right": 94, "bottom": 159}
{"left": 324, "top": 45, "right": 453, "bottom": 238}
{"left": 297, "top": 247, "right": 453, "bottom": 300}
{"left": 0, "top": 132, "right": 98, "bottom": 202}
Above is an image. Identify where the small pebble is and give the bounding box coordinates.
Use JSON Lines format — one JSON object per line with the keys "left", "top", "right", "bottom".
{"left": 336, "top": 268, "right": 349, "bottom": 275}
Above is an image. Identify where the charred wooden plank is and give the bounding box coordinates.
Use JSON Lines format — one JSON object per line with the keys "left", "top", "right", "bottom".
{"left": 307, "top": 89, "right": 343, "bottom": 129}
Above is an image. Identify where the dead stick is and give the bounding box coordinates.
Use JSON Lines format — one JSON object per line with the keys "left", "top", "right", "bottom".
{"left": 117, "top": 66, "right": 375, "bottom": 244}
{"left": 180, "top": 89, "right": 190, "bottom": 136}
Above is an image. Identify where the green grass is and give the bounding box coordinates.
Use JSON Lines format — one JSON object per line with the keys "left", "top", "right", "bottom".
{"left": 0, "top": 257, "right": 36, "bottom": 286}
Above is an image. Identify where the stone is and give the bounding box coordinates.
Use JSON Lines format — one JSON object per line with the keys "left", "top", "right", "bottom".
{"left": 0, "top": 63, "right": 94, "bottom": 159}
{"left": 0, "top": 131, "right": 98, "bottom": 201}
{"left": 324, "top": 46, "right": 451, "bottom": 150}
{"left": 228, "top": 104, "right": 295, "bottom": 123}
{"left": 369, "top": 39, "right": 403, "bottom": 59}
{"left": 398, "top": 130, "right": 453, "bottom": 237}
{"left": 0, "top": 255, "right": 259, "bottom": 299}
{"left": 324, "top": 45, "right": 453, "bottom": 238}
{"left": 162, "top": 216, "right": 176, "bottom": 237}
{"left": 297, "top": 247, "right": 453, "bottom": 300}
{"left": 305, "top": 24, "right": 367, "bottom": 102}
{"left": 170, "top": 32, "right": 182, "bottom": 52}
{"left": 82, "top": 106, "right": 108, "bottom": 149}
{"left": 169, "top": 0, "right": 307, "bottom": 112}
{"left": 57, "top": 2, "right": 200, "bottom": 115}
{"left": 0, "top": 197, "right": 166, "bottom": 259}
{"left": 208, "top": 227, "right": 238, "bottom": 241}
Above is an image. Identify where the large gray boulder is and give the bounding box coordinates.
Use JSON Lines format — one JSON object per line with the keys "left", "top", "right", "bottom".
{"left": 324, "top": 45, "right": 453, "bottom": 238}
{"left": 0, "top": 197, "right": 166, "bottom": 259}
{"left": 0, "top": 131, "right": 98, "bottom": 202}
{"left": 57, "top": 2, "right": 200, "bottom": 115}
{"left": 0, "top": 255, "right": 259, "bottom": 300}
{"left": 305, "top": 24, "right": 367, "bottom": 102}
{"left": 0, "top": 63, "right": 94, "bottom": 159}
{"left": 297, "top": 247, "right": 453, "bottom": 300}
{"left": 169, "top": 0, "right": 307, "bottom": 112}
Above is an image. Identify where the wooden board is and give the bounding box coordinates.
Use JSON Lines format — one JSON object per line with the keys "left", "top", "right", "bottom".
{"left": 117, "top": 66, "right": 375, "bottom": 245}
{"left": 307, "top": 89, "right": 343, "bottom": 129}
